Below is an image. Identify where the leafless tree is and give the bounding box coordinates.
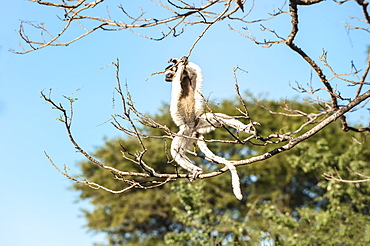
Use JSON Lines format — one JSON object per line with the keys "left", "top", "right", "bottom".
{"left": 19, "top": 0, "right": 370, "bottom": 197}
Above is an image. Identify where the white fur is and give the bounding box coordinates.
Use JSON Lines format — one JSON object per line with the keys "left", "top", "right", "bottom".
{"left": 170, "top": 62, "right": 204, "bottom": 127}
{"left": 168, "top": 59, "right": 258, "bottom": 199}
{"left": 197, "top": 136, "right": 243, "bottom": 200}
{"left": 171, "top": 125, "right": 202, "bottom": 177}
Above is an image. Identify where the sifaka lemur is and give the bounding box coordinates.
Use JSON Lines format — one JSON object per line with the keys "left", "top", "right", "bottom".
{"left": 165, "top": 57, "right": 257, "bottom": 200}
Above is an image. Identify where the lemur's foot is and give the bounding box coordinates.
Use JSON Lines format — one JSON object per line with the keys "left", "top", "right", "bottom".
{"left": 244, "top": 121, "right": 261, "bottom": 134}
{"left": 188, "top": 169, "right": 203, "bottom": 182}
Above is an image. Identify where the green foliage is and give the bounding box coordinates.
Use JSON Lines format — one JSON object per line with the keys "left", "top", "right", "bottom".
{"left": 252, "top": 139, "right": 370, "bottom": 245}
{"left": 71, "top": 95, "right": 370, "bottom": 245}
{"left": 164, "top": 180, "right": 217, "bottom": 245}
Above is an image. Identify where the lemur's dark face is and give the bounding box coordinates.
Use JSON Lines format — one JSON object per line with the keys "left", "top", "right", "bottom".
{"left": 165, "top": 64, "right": 176, "bottom": 82}
{"left": 164, "top": 58, "right": 179, "bottom": 82}
{"left": 165, "top": 58, "right": 197, "bottom": 85}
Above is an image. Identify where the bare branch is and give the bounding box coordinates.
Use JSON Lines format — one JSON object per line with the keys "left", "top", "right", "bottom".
{"left": 323, "top": 167, "right": 370, "bottom": 183}
{"left": 354, "top": 0, "right": 370, "bottom": 24}
{"left": 295, "top": 0, "right": 324, "bottom": 5}
{"left": 15, "top": 0, "right": 243, "bottom": 54}
{"left": 187, "top": 0, "right": 233, "bottom": 57}
{"left": 36, "top": 1, "right": 370, "bottom": 195}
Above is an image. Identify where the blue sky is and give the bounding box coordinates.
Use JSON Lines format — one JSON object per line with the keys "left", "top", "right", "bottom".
{"left": 0, "top": 1, "right": 368, "bottom": 245}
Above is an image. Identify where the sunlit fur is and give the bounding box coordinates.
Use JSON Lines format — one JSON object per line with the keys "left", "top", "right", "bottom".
{"left": 165, "top": 58, "right": 257, "bottom": 199}
{"left": 166, "top": 60, "right": 203, "bottom": 128}
{"left": 165, "top": 59, "right": 204, "bottom": 177}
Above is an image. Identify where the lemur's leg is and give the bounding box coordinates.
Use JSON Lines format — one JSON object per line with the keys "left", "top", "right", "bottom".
{"left": 170, "top": 126, "right": 202, "bottom": 181}
{"left": 200, "top": 113, "right": 259, "bottom": 135}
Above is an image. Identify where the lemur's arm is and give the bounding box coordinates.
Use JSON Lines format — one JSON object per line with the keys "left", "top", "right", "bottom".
{"left": 166, "top": 58, "right": 204, "bottom": 128}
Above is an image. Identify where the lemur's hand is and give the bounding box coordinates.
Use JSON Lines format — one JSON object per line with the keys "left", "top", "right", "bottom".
{"left": 179, "top": 56, "right": 188, "bottom": 64}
